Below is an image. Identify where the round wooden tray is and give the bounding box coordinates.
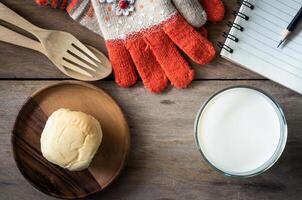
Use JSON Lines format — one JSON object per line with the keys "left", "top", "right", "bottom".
{"left": 11, "top": 81, "right": 130, "bottom": 199}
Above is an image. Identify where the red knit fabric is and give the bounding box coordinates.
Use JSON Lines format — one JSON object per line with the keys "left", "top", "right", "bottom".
{"left": 66, "top": 0, "right": 78, "bottom": 13}
{"left": 199, "top": 0, "right": 225, "bottom": 22}
{"left": 144, "top": 21, "right": 194, "bottom": 89}
{"left": 106, "top": 40, "right": 137, "bottom": 87}
{"left": 107, "top": 14, "right": 202, "bottom": 91}
{"left": 199, "top": 26, "right": 208, "bottom": 38}
{"left": 164, "top": 14, "right": 215, "bottom": 64}
{"left": 35, "top": 0, "right": 48, "bottom": 6}
{"left": 34, "top": 0, "right": 225, "bottom": 92}
{"left": 36, "top": 0, "right": 68, "bottom": 9}
{"left": 60, "top": 0, "right": 68, "bottom": 9}
{"left": 125, "top": 36, "right": 168, "bottom": 93}
{"left": 50, "top": 0, "right": 57, "bottom": 8}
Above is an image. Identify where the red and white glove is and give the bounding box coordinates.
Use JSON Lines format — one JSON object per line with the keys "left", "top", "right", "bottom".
{"left": 36, "top": 0, "right": 225, "bottom": 92}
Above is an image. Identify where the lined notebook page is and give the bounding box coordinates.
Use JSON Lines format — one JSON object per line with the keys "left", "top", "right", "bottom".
{"left": 221, "top": 0, "right": 302, "bottom": 94}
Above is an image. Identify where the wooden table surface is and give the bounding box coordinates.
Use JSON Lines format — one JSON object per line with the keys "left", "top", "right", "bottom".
{"left": 1, "top": 1, "right": 302, "bottom": 199}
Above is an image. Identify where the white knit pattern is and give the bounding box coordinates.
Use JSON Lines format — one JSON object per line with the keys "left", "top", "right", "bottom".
{"left": 70, "top": 0, "right": 207, "bottom": 40}
{"left": 69, "top": 0, "right": 103, "bottom": 35}
{"left": 91, "top": 0, "right": 179, "bottom": 40}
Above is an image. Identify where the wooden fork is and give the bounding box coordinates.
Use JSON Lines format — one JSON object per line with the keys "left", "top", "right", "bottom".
{"left": 0, "top": 24, "right": 111, "bottom": 80}
{"left": 0, "top": 2, "right": 111, "bottom": 81}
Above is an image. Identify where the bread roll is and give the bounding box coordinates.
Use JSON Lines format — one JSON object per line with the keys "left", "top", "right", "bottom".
{"left": 41, "top": 108, "right": 102, "bottom": 171}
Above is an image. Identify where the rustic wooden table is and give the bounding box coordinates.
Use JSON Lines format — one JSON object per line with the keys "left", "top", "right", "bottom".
{"left": 1, "top": 1, "right": 302, "bottom": 199}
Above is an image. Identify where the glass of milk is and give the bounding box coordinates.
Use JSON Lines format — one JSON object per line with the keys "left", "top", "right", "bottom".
{"left": 194, "top": 86, "right": 287, "bottom": 177}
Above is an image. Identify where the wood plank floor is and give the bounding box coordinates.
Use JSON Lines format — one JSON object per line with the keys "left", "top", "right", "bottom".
{"left": 0, "top": 0, "right": 301, "bottom": 199}
{"left": 1, "top": 81, "right": 302, "bottom": 200}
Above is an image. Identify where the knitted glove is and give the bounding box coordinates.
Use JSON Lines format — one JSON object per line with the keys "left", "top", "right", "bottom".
{"left": 199, "top": 0, "right": 225, "bottom": 22}
{"left": 35, "top": 0, "right": 224, "bottom": 35}
{"left": 36, "top": 0, "right": 224, "bottom": 92}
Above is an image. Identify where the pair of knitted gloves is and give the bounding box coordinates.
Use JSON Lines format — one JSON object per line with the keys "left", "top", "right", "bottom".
{"left": 36, "top": 0, "right": 225, "bottom": 92}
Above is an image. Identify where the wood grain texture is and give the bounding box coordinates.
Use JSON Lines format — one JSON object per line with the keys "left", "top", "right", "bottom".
{"left": 11, "top": 81, "right": 130, "bottom": 198}
{"left": 0, "top": 0, "right": 300, "bottom": 199}
{"left": 0, "top": 19, "right": 112, "bottom": 81}
{"left": 1, "top": 81, "right": 302, "bottom": 200}
{"left": 0, "top": 0, "right": 264, "bottom": 80}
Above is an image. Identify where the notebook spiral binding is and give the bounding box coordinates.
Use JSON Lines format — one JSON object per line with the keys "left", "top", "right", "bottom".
{"left": 217, "top": 0, "right": 254, "bottom": 54}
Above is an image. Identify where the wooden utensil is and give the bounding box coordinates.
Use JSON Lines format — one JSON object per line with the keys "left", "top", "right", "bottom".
{"left": 0, "top": 24, "right": 112, "bottom": 81}
{"left": 12, "top": 81, "right": 130, "bottom": 199}
{"left": 0, "top": 3, "right": 111, "bottom": 81}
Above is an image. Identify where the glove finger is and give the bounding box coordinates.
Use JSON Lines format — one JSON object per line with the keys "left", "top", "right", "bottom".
{"left": 163, "top": 14, "right": 215, "bottom": 64}
{"left": 144, "top": 28, "right": 194, "bottom": 89}
{"left": 125, "top": 36, "right": 168, "bottom": 93}
{"left": 66, "top": 0, "right": 79, "bottom": 12}
{"left": 199, "top": 0, "right": 225, "bottom": 22}
{"left": 106, "top": 40, "right": 137, "bottom": 87}
{"left": 172, "top": 0, "right": 207, "bottom": 28}
{"left": 199, "top": 26, "right": 208, "bottom": 38}
{"left": 59, "top": 0, "right": 69, "bottom": 9}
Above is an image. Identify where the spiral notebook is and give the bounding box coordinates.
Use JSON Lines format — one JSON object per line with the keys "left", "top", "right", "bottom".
{"left": 219, "top": 0, "right": 302, "bottom": 94}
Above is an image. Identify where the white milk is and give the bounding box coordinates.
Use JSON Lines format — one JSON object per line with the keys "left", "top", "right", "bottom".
{"left": 196, "top": 87, "right": 286, "bottom": 176}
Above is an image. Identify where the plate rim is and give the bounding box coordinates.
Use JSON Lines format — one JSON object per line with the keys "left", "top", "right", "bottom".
{"left": 11, "top": 80, "right": 131, "bottom": 199}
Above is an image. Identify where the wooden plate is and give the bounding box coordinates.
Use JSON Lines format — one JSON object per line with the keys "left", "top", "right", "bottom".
{"left": 11, "top": 81, "right": 130, "bottom": 199}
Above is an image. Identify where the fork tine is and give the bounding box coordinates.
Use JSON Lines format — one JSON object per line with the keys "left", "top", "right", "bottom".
{"left": 64, "top": 52, "right": 97, "bottom": 72}
{"left": 71, "top": 40, "right": 102, "bottom": 63}
{"left": 62, "top": 60, "right": 93, "bottom": 77}
{"left": 69, "top": 45, "right": 101, "bottom": 67}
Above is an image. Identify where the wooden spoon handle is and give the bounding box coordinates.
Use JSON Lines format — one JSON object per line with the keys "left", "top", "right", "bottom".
{"left": 0, "top": 25, "right": 44, "bottom": 54}
{"left": 0, "top": 3, "right": 42, "bottom": 36}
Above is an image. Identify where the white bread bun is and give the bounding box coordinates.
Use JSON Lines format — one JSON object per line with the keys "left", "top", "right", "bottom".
{"left": 41, "top": 108, "right": 102, "bottom": 171}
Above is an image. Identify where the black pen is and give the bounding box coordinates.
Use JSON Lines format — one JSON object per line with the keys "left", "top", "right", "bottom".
{"left": 277, "top": 6, "right": 302, "bottom": 48}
